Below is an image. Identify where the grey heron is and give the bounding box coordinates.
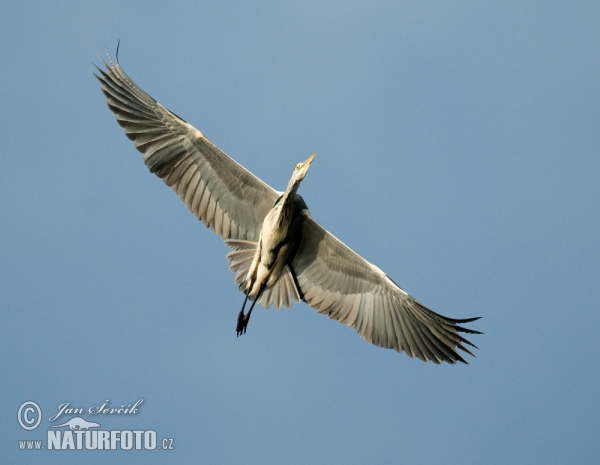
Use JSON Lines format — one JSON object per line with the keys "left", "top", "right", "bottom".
{"left": 95, "top": 57, "right": 481, "bottom": 364}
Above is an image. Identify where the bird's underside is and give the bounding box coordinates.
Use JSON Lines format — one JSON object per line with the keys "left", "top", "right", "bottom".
{"left": 95, "top": 54, "right": 482, "bottom": 364}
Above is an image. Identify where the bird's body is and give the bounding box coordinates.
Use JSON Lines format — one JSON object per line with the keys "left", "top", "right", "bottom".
{"left": 249, "top": 160, "right": 311, "bottom": 298}
{"left": 246, "top": 195, "right": 302, "bottom": 295}
{"left": 95, "top": 56, "right": 481, "bottom": 364}
{"left": 235, "top": 154, "right": 315, "bottom": 334}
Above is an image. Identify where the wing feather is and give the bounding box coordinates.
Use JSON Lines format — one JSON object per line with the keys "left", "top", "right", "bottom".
{"left": 293, "top": 217, "right": 481, "bottom": 364}
{"left": 95, "top": 60, "right": 278, "bottom": 241}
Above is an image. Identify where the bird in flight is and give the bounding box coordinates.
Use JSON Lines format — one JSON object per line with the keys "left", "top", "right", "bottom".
{"left": 95, "top": 55, "right": 481, "bottom": 364}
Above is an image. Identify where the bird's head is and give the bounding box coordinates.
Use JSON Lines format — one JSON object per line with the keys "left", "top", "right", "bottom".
{"left": 288, "top": 152, "right": 316, "bottom": 190}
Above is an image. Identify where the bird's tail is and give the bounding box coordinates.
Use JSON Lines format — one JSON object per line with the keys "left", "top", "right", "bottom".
{"left": 225, "top": 239, "right": 301, "bottom": 310}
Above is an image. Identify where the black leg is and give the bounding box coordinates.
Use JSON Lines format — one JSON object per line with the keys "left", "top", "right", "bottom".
{"left": 236, "top": 287, "right": 264, "bottom": 337}
{"left": 236, "top": 292, "right": 249, "bottom": 337}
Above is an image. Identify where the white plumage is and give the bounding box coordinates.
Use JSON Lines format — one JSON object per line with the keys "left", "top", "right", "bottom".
{"left": 96, "top": 56, "right": 481, "bottom": 364}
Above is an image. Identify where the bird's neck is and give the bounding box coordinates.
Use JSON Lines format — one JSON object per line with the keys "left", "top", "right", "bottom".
{"left": 281, "top": 180, "right": 300, "bottom": 208}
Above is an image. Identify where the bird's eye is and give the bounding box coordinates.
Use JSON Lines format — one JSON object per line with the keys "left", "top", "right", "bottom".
{"left": 295, "top": 164, "right": 301, "bottom": 170}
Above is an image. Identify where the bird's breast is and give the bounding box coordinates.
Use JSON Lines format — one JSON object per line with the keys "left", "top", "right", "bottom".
{"left": 260, "top": 206, "right": 290, "bottom": 261}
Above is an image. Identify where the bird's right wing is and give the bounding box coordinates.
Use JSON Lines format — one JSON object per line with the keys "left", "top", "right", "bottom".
{"left": 292, "top": 217, "right": 481, "bottom": 364}
{"left": 95, "top": 59, "right": 279, "bottom": 241}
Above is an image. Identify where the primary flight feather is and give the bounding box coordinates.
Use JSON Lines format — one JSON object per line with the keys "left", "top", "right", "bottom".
{"left": 95, "top": 56, "right": 481, "bottom": 364}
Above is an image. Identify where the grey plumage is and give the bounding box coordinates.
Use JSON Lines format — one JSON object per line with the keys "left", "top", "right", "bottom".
{"left": 95, "top": 57, "right": 481, "bottom": 364}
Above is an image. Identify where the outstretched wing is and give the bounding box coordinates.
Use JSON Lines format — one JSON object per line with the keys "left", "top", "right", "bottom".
{"left": 292, "top": 217, "right": 481, "bottom": 364}
{"left": 95, "top": 59, "right": 278, "bottom": 241}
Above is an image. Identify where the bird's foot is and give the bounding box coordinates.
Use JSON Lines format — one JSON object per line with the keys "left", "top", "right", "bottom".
{"left": 236, "top": 310, "right": 250, "bottom": 337}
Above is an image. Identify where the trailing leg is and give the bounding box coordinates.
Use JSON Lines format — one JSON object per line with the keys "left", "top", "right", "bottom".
{"left": 236, "top": 287, "right": 265, "bottom": 336}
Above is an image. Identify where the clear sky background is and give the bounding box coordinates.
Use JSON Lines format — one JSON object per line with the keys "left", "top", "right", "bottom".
{"left": 1, "top": 1, "right": 599, "bottom": 464}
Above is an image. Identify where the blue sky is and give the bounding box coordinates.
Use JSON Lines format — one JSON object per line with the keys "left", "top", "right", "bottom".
{"left": 1, "top": 1, "right": 599, "bottom": 463}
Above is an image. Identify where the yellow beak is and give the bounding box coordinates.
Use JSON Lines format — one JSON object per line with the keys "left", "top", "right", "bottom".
{"left": 304, "top": 152, "right": 317, "bottom": 166}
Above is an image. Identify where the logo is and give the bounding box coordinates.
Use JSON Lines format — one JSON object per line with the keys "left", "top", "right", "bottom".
{"left": 49, "top": 417, "right": 101, "bottom": 430}
{"left": 18, "top": 401, "right": 42, "bottom": 431}
{"left": 17, "top": 399, "right": 174, "bottom": 452}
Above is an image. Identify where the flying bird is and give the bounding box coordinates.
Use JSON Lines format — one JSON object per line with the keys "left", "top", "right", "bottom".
{"left": 95, "top": 56, "right": 481, "bottom": 364}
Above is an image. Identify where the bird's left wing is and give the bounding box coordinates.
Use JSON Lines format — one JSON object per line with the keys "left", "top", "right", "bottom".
{"left": 95, "top": 59, "right": 279, "bottom": 241}
{"left": 292, "top": 217, "right": 480, "bottom": 364}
